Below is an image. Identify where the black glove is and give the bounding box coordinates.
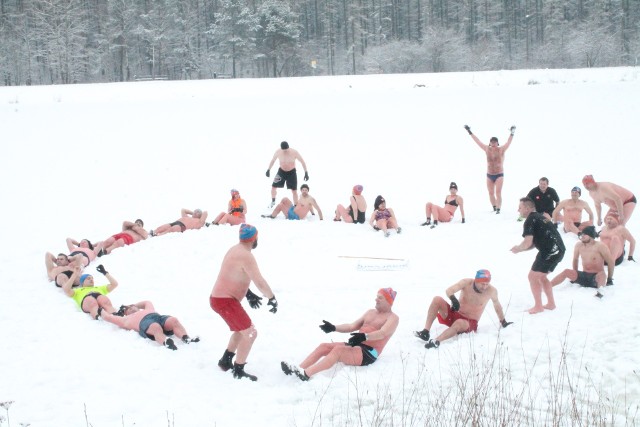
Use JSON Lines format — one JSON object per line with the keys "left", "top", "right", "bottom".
{"left": 501, "top": 319, "right": 513, "bottom": 328}
{"left": 464, "top": 125, "right": 472, "bottom": 135}
{"left": 304, "top": 171, "right": 309, "bottom": 181}
{"left": 510, "top": 125, "right": 516, "bottom": 136}
{"left": 373, "top": 225, "right": 380, "bottom": 231}
{"left": 628, "top": 256, "right": 635, "bottom": 262}
{"left": 449, "top": 295, "right": 460, "bottom": 312}
{"left": 266, "top": 169, "right": 270, "bottom": 177}
{"left": 606, "top": 278, "right": 614, "bottom": 286}
{"left": 205, "top": 222, "right": 211, "bottom": 227}
{"left": 462, "top": 218, "right": 466, "bottom": 224}
{"left": 245, "top": 289, "right": 263, "bottom": 309}
{"left": 267, "top": 296, "right": 278, "bottom": 313}
{"left": 96, "top": 264, "right": 108, "bottom": 275}
{"left": 319, "top": 320, "right": 336, "bottom": 333}
{"left": 347, "top": 333, "right": 367, "bottom": 346}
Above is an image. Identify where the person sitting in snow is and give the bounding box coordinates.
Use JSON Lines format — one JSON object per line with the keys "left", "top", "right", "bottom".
{"left": 281, "top": 288, "right": 399, "bottom": 381}
{"left": 421, "top": 182, "right": 465, "bottom": 228}
{"left": 551, "top": 186, "right": 594, "bottom": 235}
{"left": 369, "top": 195, "right": 401, "bottom": 236}
{"left": 262, "top": 184, "right": 323, "bottom": 221}
{"left": 210, "top": 189, "right": 247, "bottom": 226}
{"left": 414, "top": 269, "right": 512, "bottom": 349}
{"left": 598, "top": 212, "right": 635, "bottom": 266}
{"left": 550, "top": 226, "right": 615, "bottom": 298}
{"left": 333, "top": 184, "right": 367, "bottom": 223}
{"left": 100, "top": 300, "right": 199, "bottom": 351}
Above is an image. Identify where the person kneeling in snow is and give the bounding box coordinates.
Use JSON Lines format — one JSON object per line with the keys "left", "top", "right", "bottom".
{"left": 414, "top": 269, "right": 512, "bottom": 349}
{"left": 281, "top": 288, "right": 399, "bottom": 381}
{"left": 101, "top": 301, "right": 199, "bottom": 350}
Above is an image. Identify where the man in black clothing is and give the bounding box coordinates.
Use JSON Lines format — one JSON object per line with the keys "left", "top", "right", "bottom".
{"left": 511, "top": 197, "right": 566, "bottom": 314}
{"left": 526, "top": 177, "right": 560, "bottom": 219}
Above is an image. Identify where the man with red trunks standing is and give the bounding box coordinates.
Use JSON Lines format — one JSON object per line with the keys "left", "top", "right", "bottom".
{"left": 414, "top": 269, "right": 512, "bottom": 349}
{"left": 210, "top": 224, "right": 277, "bottom": 381}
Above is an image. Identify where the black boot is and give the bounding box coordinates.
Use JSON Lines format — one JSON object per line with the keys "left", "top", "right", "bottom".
{"left": 414, "top": 329, "right": 430, "bottom": 341}
{"left": 218, "top": 349, "right": 235, "bottom": 372}
{"left": 233, "top": 363, "right": 257, "bottom": 381}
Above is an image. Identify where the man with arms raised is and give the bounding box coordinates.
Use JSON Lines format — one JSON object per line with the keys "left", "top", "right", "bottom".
{"left": 552, "top": 186, "right": 594, "bottom": 235}
{"left": 414, "top": 269, "right": 512, "bottom": 349}
{"left": 550, "top": 226, "right": 614, "bottom": 298}
{"left": 266, "top": 141, "right": 309, "bottom": 207}
{"left": 281, "top": 288, "right": 399, "bottom": 381}
{"left": 582, "top": 174, "right": 636, "bottom": 226}
{"left": 465, "top": 124, "right": 516, "bottom": 214}
{"left": 210, "top": 224, "right": 277, "bottom": 381}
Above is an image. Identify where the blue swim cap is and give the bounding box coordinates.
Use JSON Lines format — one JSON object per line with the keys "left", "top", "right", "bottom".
{"left": 79, "top": 274, "right": 91, "bottom": 285}
{"left": 239, "top": 224, "right": 258, "bottom": 242}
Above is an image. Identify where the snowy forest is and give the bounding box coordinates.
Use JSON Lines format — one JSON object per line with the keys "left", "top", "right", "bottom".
{"left": 1, "top": 0, "right": 639, "bottom": 85}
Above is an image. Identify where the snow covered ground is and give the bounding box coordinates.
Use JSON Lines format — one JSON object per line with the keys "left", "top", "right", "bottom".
{"left": 1, "top": 67, "right": 639, "bottom": 426}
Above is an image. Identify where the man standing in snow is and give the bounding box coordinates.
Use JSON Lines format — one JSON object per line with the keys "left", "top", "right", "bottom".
{"left": 511, "top": 197, "right": 566, "bottom": 314}
{"left": 414, "top": 270, "right": 512, "bottom": 349}
{"left": 582, "top": 175, "right": 636, "bottom": 226}
{"left": 465, "top": 124, "right": 515, "bottom": 214}
{"left": 281, "top": 288, "right": 399, "bottom": 381}
{"left": 550, "top": 226, "right": 614, "bottom": 298}
{"left": 265, "top": 141, "right": 309, "bottom": 207}
{"left": 101, "top": 300, "right": 199, "bottom": 350}
{"left": 210, "top": 224, "right": 277, "bottom": 381}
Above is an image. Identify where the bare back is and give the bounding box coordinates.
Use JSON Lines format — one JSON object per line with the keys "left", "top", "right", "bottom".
{"left": 211, "top": 243, "right": 268, "bottom": 301}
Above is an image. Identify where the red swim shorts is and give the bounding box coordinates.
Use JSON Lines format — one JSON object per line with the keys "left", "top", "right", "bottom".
{"left": 437, "top": 305, "right": 478, "bottom": 333}
{"left": 210, "top": 297, "right": 252, "bottom": 331}
{"left": 112, "top": 232, "right": 134, "bottom": 245}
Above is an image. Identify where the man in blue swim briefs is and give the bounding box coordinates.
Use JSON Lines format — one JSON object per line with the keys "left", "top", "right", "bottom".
{"left": 262, "top": 184, "right": 324, "bottom": 220}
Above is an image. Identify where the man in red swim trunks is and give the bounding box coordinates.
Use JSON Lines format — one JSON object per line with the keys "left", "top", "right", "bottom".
{"left": 414, "top": 269, "right": 512, "bottom": 349}
{"left": 582, "top": 174, "right": 636, "bottom": 226}
{"left": 209, "top": 224, "right": 278, "bottom": 381}
{"left": 99, "top": 219, "right": 148, "bottom": 255}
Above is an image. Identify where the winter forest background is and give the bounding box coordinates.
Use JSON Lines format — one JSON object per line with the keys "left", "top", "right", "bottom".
{"left": 1, "top": 0, "right": 639, "bottom": 86}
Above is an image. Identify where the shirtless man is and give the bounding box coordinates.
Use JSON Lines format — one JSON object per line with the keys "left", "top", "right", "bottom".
{"left": 66, "top": 238, "right": 103, "bottom": 265}
{"left": 582, "top": 175, "right": 636, "bottom": 226}
{"left": 266, "top": 141, "right": 309, "bottom": 207}
{"left": 101, "top": 300, "right": 199, "bottom": 350}
{"left": 61, "top": 264, "right": 119, "bottom": 319}
{"left": 99, "top": 219, "right": 148, "bottom": 255}
{"left": 465, "top": 124, "right": 515, "bottom": 214}
{"left": 281, "top": 288, "right": 399, "bottom": 381}
{"left": 511, "top": 197, "right": 566, "bottom": 314}
{"left": 334, "top": 185, "right": 367, "bottom": 224}
{"left": 414, "top": 270, "right": 512, "bottom": 349}
{"left": 598, "top": 213, "right": 635, "bottom": 266}
{"left": 45, "top": 252, "right": 85, "bottom": 287}
{"left": 210, "top": 224, "right": 277, "bottom": 381}
{"left": 552, "top": 186, "right": 594, "bottom": 235}
{"left": 550, "top": 226, "right": 614, "bottom": 298}
{"left": 262, "top": 184, "right": 323, "bottom": 220}
{"left": 150, "top": 208, "right": 208, "bottom": 236}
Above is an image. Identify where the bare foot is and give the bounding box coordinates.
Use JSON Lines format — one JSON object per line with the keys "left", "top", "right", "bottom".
{"left": 543, "top": 304, "right": 556, "bottom": 310}
{"left": 527, "top": 306, "right": 544, "bottom": 314}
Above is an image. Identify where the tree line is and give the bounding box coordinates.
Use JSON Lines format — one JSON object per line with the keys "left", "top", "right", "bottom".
{"left": 1, "top": 0, "right": 638, "bottom": 86}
